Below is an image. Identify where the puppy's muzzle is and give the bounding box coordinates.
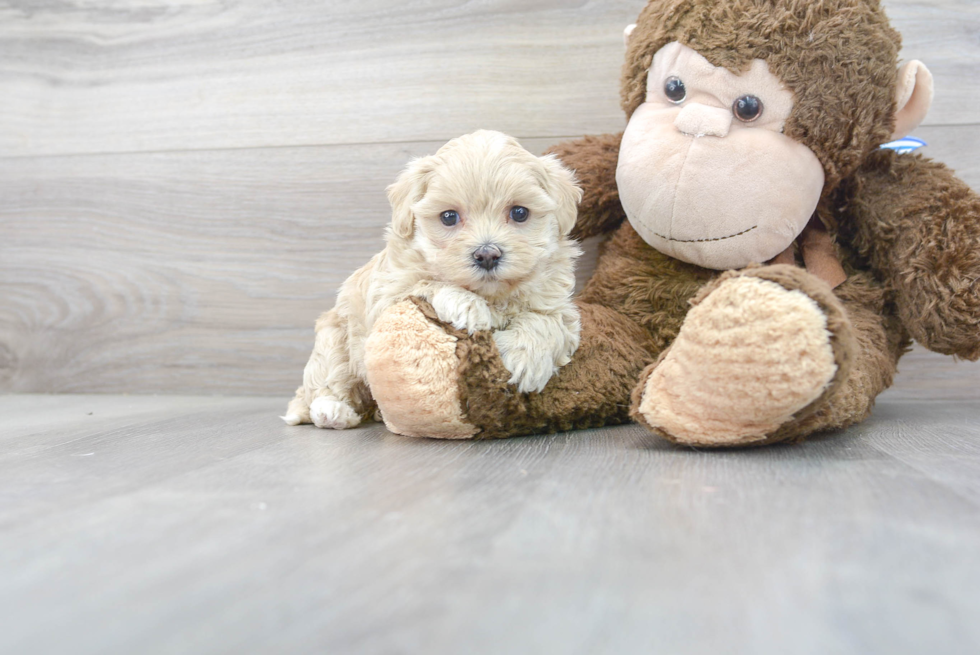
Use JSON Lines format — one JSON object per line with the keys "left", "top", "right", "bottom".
{"left": 473, "top": 244, "right": 503, "bottom": 271}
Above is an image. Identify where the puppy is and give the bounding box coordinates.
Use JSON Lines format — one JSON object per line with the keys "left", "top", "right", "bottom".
{"left": 283, "top": 130, "right": 583, "bottom": 429}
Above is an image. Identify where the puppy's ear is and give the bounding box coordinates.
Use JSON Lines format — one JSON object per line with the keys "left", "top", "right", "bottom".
{"left": 386, "top": 156, "right": 436, "bottom": 239}
{"left": 537, "top": 155, "right": 583, "bottom": 236}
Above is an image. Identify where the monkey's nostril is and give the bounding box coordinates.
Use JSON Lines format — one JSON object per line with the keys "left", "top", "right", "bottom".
{"left": 473, "top": 244, "right": 503, "bottom": 271}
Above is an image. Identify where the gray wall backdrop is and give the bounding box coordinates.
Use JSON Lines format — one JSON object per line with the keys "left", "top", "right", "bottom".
{"left": 1, "top": 0, "right": 978, "bottom": 398}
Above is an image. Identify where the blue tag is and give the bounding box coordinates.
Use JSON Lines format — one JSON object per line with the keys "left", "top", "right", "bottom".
{"left": 880, "top": 137, "right": 927, "bottom": 154}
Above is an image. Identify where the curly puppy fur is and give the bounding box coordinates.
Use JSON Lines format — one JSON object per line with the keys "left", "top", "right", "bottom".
{"left": 283, "top": 130, "right": 583, "bottom": 428}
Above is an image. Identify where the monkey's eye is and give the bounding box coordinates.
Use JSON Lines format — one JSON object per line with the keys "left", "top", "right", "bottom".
{"left": 664, "top": 77, "right": 686, "bottom": 103}
{"left": 733, "top": 95, "right": 764, "bottom": 122}
{"left": 509, "top": 206, "right": 529, "bottom": 223}
{"left": 440, "top": 210, "right": 460, "bottom": 227}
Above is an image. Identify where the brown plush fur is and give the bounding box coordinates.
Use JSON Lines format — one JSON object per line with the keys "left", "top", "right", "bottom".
{"left": 549, "top": 133, "right": 628, "bottom": 241}
{"left": 839, "top": 150, "right": 980, "bottom": 360}
{"left": 622, "top": 0, "right": 900, "bottom": 194}
{"left": 409, "top": 297, "right": 658, "bottom": 439}
{"left": 367, "top": 0, "right": 980, "bottom": 446}
{"left": 629, "top": 264, "right": 860, "bottom": 447}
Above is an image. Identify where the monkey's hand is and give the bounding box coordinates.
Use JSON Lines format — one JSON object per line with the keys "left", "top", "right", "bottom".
{"left": 850, "top": 152, "right": 980, "bottom": 360}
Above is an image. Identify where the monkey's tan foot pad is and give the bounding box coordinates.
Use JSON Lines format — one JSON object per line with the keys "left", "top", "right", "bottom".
{"left": 364, "top": 298, "right": 478, "bottom": 439}
{"left": 631, "top": 269, "right": 851, "bottom": 447}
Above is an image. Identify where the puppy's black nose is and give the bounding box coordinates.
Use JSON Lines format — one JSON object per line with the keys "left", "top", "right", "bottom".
{"left": 473, "top": 244, "right": 503, "bottom": 271}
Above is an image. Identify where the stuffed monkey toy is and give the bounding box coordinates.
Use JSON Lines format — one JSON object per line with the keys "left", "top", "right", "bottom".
{"left": 361, "top": 0, "right": 980, "bottom": 447}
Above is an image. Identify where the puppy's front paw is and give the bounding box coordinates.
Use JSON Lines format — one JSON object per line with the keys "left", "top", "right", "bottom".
{"left": 492, "top": 329, "right": 557, "bottom": 394}
{"left": 430, "top": 287, "right": 492, "bottom": 334}
{"left": 310, "top": 397, "right": 361, "bottom": 430}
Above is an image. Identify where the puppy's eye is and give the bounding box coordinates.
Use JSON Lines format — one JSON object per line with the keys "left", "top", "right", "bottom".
{"left": 440, "top": 210, "right": 460, "bottom": 227}
{"left": 664, "top": 77, "right": 686, "bottom": 103}
{"left": 509, "top": 206, "right": 529, "bottom": 223}
{"left": 733, "top": 95, "right": 764, "bottom": 122}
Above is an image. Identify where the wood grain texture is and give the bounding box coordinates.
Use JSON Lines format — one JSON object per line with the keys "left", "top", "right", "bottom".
{"left": 3, "top": 128, "right": 980, "bottom": 396}
{"left": 0, "top": 0, "right": 977, "bottom": 158}
{"left": 0, "top": 0, "right": 639, "bottom": 157}
{"left": 0, "top": 394, "right": 978, "bottom": 654}
{"left": 2, "top": 0, "right": 979, "bottom": 397}
{"left": 0, "top": 138, "right": 558, "bottom": 394}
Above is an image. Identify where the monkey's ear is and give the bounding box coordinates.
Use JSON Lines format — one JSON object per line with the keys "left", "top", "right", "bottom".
{"left": 623, "top": 23, "right": 637, "bottom": 46}
{"left": 538, "top": 155, "right": 583, "bottom": 236}
{"left": 892, "top": 60, "right": 934, "bottom": 141}
{"left": 386, "top": 156, "right": 435, "bottom": 239}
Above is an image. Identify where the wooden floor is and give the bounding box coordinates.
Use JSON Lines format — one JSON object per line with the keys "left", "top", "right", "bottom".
{"left": 3, "top": 2, "right": 979, "bottom": 652}
{"left": 2, "top": 393, "right": 978, "bottom": 654}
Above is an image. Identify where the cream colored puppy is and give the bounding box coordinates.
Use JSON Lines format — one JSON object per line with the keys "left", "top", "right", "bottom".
{"left": 283, "top": 130, "right": 583, "bottom": 429}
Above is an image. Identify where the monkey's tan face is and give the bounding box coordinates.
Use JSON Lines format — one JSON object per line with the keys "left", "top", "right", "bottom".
{"left": 617, "top": 42, "right": 825, "bottom": 270}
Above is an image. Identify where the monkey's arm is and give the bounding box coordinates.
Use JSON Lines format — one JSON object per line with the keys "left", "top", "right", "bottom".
{"left": 846, "top": 151, "right": 980, "bottom": 360}
{"left": 545, "top": 133, "right": 627, "bottom": 241}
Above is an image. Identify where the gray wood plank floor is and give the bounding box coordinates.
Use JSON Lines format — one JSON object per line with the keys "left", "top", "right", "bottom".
{"left": 2, "top": 394, "right": 978, "bottom": 654}
{"left": 3, "top": 3, "right": 979, "bottom": 652}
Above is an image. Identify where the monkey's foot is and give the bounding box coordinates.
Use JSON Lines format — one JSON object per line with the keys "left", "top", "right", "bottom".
{"left": 364, "top": 298, "right": 479, "bottom": 439}
{"left": 631, "top": 266, "right": 853, "bottom": 447}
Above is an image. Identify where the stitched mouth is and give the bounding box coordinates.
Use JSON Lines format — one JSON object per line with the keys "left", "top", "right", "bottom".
{"left": 652, "top": 225, "right": 758, "bottom": 243}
